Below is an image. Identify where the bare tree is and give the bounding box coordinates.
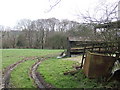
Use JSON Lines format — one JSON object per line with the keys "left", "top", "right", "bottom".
{"left": 1, "top": 17, "right": 96, "bottom": 49}
{"left": 78, "top": 1, "right": 119, "bottom": 42}
{"left": 16, "top": 19, "right": 33, "bottom": 48}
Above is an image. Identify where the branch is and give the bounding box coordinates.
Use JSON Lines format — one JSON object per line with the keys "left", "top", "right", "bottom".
{"left": 46, "top": 0, "right": 61, "bottom": 13}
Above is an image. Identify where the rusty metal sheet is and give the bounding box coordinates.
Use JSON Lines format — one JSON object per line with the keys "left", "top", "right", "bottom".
{"left": 83, "top": 52, "right": 116, "bottom": 78}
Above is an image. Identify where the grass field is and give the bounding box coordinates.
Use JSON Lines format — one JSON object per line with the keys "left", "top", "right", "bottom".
{"left": 10, "top": 59, "right": 37, "bottom": 88}
{"left": 2, "top": 49, "right": 63, "bottom": 88}
{"left": 2, "top": 49, "right": 63, "bottom": 69}
{"left": 2, "top": 49, "right": 120, "bottom": 88}
{"left": 38, "top": 58, "right": 120, "bottom": 88}
{"left": 38, "top": 58, "right": 101, "bottom": 88}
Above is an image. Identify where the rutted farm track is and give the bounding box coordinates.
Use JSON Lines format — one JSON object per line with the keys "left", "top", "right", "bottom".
{"left": 2, "top": 56, "right": 54, "bottom": 89}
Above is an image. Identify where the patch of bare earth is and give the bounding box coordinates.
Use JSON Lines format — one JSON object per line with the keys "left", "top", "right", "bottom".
{"left": 63, "top": 55, "right": 82, "bottom": 64}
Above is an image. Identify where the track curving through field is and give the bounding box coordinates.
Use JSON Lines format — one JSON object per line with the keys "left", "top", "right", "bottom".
{"left": 2, "top": 57, "right": 37, "bottom": 88}
{"left": 29, "top": 57, "right": 54, "bottom": 89}
{"left": 2, "top": 56, "right": 54, "bottom": 89}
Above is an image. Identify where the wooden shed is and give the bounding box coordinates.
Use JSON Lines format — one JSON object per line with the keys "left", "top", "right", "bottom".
{"left": 66, "top": 37, "right": 117, "bottom": 57}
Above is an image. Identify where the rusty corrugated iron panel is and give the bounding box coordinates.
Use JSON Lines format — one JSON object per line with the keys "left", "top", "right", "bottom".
{"left": 83, "top": 52, "right": 116, "bottom": 78}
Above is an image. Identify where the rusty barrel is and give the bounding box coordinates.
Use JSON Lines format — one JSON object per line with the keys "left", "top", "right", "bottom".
{"left": 83, "top": 51, "right": 116, "bottom": 78}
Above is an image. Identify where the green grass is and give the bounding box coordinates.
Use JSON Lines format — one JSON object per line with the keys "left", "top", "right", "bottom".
{"left": 2, "top": 49, "right": 63, "bottom": 69}
{"left": 2, "top": 49, "right": 63, "bottom": 88}
{"left": 2, "top": 49, "right": 119, "bottom": 88}
{"left": 10, "top": 59, "right": 37, "bottom": 88}
{"left": 38, "top": 58, "right": 120, "bottom": 88}
{"left": 38, "top": 58, "right": 98, "bottom": 88}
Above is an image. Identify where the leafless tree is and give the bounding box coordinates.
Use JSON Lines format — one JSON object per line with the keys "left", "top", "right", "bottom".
{"left": 77, "top": 1, "right": 120, "bottom": 42}
{"left": 1, "top": 17, "right": 94, "bottom": 49}
{"left": 16, "top": 19, "right": 33, "bottom": 48}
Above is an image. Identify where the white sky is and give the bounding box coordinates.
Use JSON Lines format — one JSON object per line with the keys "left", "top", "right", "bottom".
{"left": 0, "top": 0, "right": 118, "bottom": 28}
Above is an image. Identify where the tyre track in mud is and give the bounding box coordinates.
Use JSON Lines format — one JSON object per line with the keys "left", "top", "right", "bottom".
{"left": 2, "top": 54, "right": 59, "bottom": 88}
{"left": 2, "top": 56, "right": 37, "bottom": 88}
{"left": 29, "top": 54, "right": 60, "bottom": 89}
{"left": 2, "top": 56, "right": 56, "bottom": 89}
{"left": 29, "top": 59, "right": 44, "bottom": 88}
{"left": 29, "top": 57, "right": 54, "bottom": 89}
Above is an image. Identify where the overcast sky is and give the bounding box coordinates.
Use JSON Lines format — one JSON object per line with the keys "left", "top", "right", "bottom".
{"left": 0, "top": 0, "right": 118, "bottom": 28}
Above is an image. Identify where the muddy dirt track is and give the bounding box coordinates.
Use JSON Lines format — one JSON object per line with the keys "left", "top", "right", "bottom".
{"left": 2, "top": 56, "right": 54, "bottom": 89}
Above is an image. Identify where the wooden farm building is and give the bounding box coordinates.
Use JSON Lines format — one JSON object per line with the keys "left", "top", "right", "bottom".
{"left": 66, "top": 20, "right": 120, "bottom": 66}
{"left": 66, "top": 37, "right": 118, "bottom": 57}
{"left": 66, "top": 20, "right": 120, "bottom": 79}
{"left": 67, "top": 20, "right": 120, "bottom": 57}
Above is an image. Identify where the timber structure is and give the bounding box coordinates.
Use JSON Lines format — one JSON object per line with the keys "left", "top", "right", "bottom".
{"left": 66, "top": 20, "right": 120, "bottom": 67}
{"left": 67, "top": 37, "right": 118, "bottom": 57}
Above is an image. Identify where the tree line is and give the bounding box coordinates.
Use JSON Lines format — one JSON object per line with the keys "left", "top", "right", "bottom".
{"left": 1, "top": 1, "right": 119, "bottom": 49}
{"left": 1, "top": 18, "right": 95, "bottom": 49}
